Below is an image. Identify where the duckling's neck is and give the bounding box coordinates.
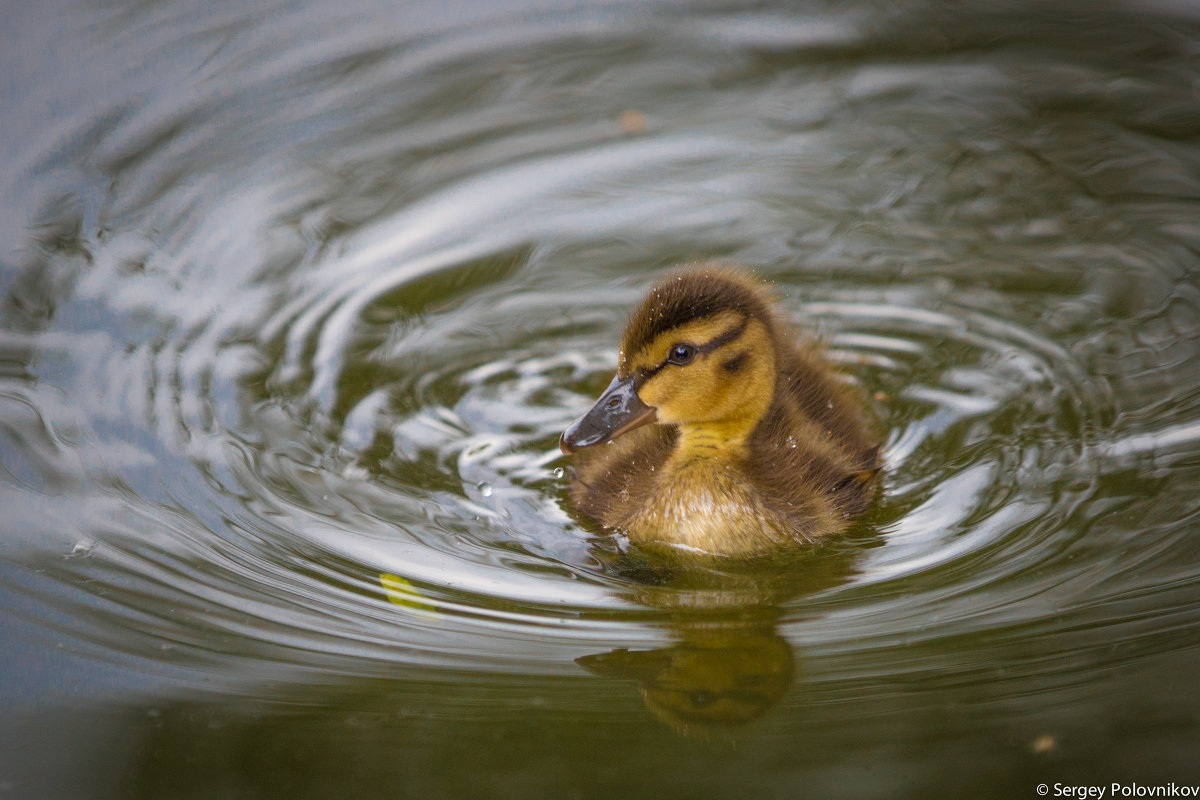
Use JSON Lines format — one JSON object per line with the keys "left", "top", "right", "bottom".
{"left": 671, "top": 419, "right": 758, "bottom": 463}
{"left": 668, "top": 383, "right": 779, "bottom": 468}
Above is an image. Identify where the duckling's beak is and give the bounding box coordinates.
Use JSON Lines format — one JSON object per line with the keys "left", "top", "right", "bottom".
{"left": 560, "top": 374, "right": 657, "bottom": 454}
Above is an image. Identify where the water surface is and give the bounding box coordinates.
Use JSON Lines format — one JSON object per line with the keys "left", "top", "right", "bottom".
{"left": 3, "top": 0, "right": 1200, "bottom": 796}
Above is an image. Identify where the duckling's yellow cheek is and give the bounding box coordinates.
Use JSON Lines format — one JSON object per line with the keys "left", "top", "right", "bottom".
{"left": 639, "top": 371, "right": 712, "bottom": 424}
{"left": 638, "top": 378, "right": 676, "bottom": 413}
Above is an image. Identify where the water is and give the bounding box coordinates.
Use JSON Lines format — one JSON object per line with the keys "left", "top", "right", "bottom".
{"left": 2, "top": 0, "right": 1200, "bottom": 796}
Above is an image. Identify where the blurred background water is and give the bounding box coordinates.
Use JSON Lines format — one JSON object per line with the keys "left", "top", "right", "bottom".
{"left": 2, "top": 0, "right": 1200, "bottom": 796}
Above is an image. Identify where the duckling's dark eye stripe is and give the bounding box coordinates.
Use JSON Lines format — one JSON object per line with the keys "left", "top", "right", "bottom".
{"left": 635, "top": 316, "right": 749, "bottom": 384}
{"left": 696, "top": 315, "right": 749, "bottom": 355}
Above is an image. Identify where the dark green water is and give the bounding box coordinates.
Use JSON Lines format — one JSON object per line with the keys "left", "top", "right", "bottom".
{"left": 3, "top": 0, "right": 1200, "bottom": 796}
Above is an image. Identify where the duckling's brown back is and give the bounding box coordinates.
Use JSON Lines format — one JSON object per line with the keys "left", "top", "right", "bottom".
{"left": 745, "top": 339, "right": 881, "bottom": 534}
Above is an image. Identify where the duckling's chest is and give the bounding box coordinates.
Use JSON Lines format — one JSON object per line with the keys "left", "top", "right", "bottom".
{"left": 622, "top": 456, "right": 792, "bottom": 557}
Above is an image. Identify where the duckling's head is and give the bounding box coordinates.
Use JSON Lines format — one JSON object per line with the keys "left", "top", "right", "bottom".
{"left": 561, "top": 267, "right": 781, "bottom": 453}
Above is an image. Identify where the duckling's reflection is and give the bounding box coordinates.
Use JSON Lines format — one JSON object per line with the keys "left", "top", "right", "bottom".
{"left": 579, "top": 612, "right": 792, "bottom": 736}
{"left": 577, "top": 539, "right": 864, "bottom": 738}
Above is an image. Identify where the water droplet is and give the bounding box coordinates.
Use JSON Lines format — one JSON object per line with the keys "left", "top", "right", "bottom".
{"left": 477, "top": 482, "right": 493, "bottom": 497}
{"left": 69, "top": 540, "right": 95, "bottom": 558}
{"left": 552, "top": 467, "right": 564, "bottom": 479}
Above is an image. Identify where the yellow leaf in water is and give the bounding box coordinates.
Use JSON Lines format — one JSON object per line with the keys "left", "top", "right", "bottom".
{"left": 380, "top": 573, "right": 436, "bottom": 613}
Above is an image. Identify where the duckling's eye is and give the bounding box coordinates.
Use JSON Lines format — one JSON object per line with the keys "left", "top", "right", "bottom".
{"left": 668, "top": 344, "right": 696, "bottom": 365}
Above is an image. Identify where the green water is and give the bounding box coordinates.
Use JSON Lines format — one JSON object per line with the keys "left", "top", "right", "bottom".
{"left": 2, "top": 0, "right": 1200, "bottom": 797}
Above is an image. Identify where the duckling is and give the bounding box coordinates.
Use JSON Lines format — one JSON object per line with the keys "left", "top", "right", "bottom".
{"left": 560, "top": 266, "right": 879, "bottom": 558}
